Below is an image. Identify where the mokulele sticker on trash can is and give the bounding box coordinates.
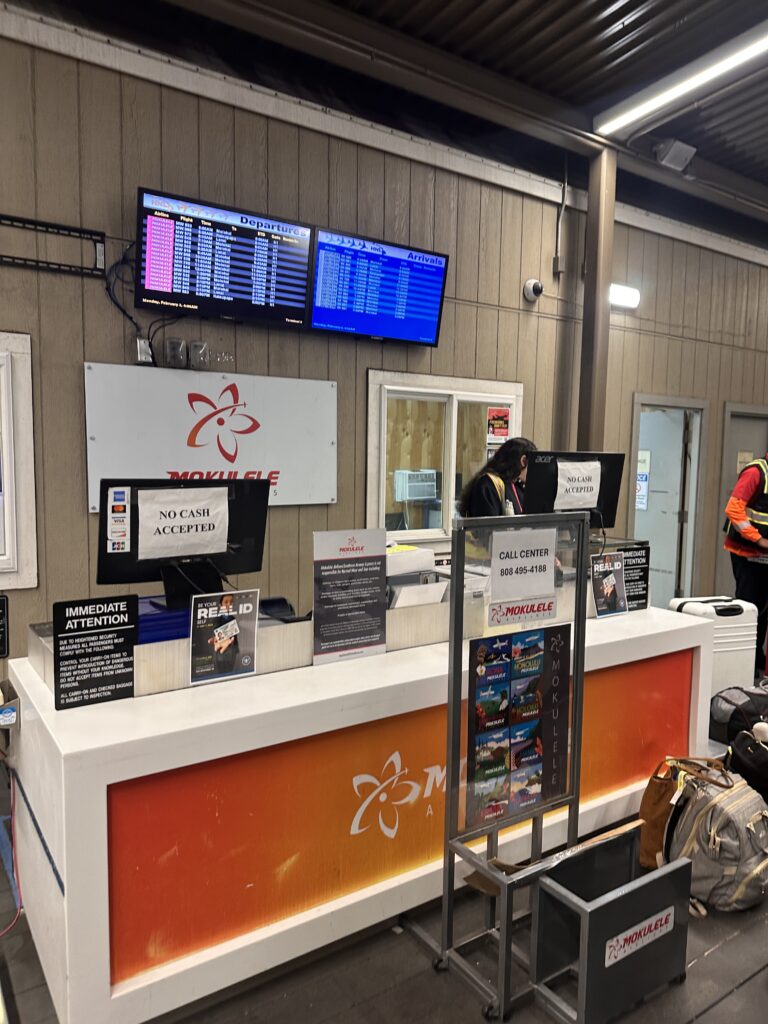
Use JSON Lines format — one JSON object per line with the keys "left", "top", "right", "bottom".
{"left": 0, "top": 706, "right": 17, "bottom": 727}
{"left": 605, "top": 906, "right": 674, "bottom": 966}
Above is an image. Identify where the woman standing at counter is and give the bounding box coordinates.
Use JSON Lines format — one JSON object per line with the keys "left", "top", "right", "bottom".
{"left": 459, "top": 437, "right": 537, "bottom": 517}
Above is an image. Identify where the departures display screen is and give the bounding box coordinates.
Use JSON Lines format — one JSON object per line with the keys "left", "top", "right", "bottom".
{"left": 310, "top": 230, "right": 448, "bottom": 346}
{"left": 135, "top": 190, "right": 312, "bottom": 326}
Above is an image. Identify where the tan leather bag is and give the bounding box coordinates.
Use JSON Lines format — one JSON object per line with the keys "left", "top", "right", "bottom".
{"left": 639, "top": 757, "right": 730, "bottom": 869}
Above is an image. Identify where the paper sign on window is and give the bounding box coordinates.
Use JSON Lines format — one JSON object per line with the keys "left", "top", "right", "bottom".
{"left": 138, "top": 487, "right": 229, "bottom": 561}
{"left": 554, "top": 460, "right": 601, "bottom": 512}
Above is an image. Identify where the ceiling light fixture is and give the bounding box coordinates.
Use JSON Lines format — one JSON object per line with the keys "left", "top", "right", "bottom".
{"left": 595, "top": 21, "right": 768, "bottom": 139}
{"left": 610, "top": 284, "right": 640, "bottom": 309}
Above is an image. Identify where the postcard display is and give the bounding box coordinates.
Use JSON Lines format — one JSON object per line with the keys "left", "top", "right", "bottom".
{"left": 434, "top": 511, "right": 590, "bottom": 1020}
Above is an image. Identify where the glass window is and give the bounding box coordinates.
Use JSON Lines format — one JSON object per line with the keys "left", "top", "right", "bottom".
{"left": 455, "top": 400, "right": 504, "bottom": 512}
{"left": 385, "top": 396, "right": 446, "bottom": 531}
{"left": 368, "top": 371, "right": 523, "bottom": 539}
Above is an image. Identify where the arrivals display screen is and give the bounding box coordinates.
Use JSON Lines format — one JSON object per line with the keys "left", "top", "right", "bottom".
{"left": 135, "top": 189, "right": 313, "bottom": 326}
{"left": 310, "top": 230, "right": 448, "bottom": 346}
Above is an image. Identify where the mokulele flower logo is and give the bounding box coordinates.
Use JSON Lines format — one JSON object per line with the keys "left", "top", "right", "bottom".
{"left": 350, "top": 752, "right": 421, "bottom": 840}
{"left": 186, "top": 383, "right": 260, "bottom": 464}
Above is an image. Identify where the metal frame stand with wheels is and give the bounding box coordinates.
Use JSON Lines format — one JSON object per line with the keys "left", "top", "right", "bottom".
{"left": 409, "top": 511, "right": 590, "bottom": 1021}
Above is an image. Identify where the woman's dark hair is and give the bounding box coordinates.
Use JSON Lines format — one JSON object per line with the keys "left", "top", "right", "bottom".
{"left": 459, "top": 437, "right": 537, "bottom": 516}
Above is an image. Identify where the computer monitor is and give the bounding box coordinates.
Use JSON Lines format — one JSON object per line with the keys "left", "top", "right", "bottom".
{"left": 135, "top": 188, "right": 313, "bottom": 327}
{"left": 522, "top": 452, "right": 625, "bottom": 529}
{"left": 310, "top": 229, "right": 449, "bottom": 346}
{"left": 97, "top": 478, "right": 269, "bottom": 608}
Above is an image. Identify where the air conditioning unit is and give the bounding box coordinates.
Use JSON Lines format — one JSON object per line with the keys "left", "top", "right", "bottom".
{"left": 394, "top": 469, "right": 437, "bottom": 502}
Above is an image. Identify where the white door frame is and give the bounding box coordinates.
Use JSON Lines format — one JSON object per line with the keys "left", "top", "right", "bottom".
{"left": 719, "top": 402, "right": 768, "bottom": 514}
{"left": 628, "top": 393, "right": 709, "bottom": 598}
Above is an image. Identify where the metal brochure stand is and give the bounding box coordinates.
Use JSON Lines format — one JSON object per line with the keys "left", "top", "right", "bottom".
{"left": 431, "top": 511, "right": 590, "bottom": 1020}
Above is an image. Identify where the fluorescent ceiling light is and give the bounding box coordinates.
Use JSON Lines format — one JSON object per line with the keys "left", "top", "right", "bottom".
{"left": 610, "top": 284, "right": 640, "bottom": 309}
{"left": 595, "top": 21, "right": 768, "bottom": 138}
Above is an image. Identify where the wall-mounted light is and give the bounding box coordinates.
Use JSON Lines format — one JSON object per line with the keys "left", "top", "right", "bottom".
{"left": 610, "top": 284, "right": 640, "bottom": 309}
{"left": 594, "top": 20, "right": 768, "bottom": 139}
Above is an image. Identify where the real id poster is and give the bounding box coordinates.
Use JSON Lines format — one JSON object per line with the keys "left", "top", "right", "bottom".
{"left": 591, "top": 553, "right": 628, "bottom": 617}
{"left": 189, "top": 589, "right": 259, "bottom": 685}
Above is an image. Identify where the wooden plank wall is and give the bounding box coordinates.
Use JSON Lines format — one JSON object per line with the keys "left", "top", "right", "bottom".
{"left": 0, "top": 36, "right": 764, "bottom": 653}
{"left": 606, "top": 225, "right": 768, "bottom": 592}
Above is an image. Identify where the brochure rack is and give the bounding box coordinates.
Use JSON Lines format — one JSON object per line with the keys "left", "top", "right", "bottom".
{"left": 415, "top": 512, "right": 590, "bottom": 1020}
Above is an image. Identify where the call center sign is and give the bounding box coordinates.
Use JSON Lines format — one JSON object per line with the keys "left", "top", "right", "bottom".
{"left": 138, "top": 487, "right": 229, "bottom": 561}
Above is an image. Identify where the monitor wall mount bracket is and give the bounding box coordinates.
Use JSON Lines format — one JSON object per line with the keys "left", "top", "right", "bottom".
{"left": 0, "top": 213, "right": 105, "bottom": 279}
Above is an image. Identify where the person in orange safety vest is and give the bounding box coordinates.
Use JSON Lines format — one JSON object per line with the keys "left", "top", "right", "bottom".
{"left": 724, "top": 456, "right": 768, "bottom": 679}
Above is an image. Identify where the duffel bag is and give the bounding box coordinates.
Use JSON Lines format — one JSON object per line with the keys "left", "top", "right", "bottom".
{"left": 710, "top": 685, "right": 768, "bottom": 744}
{"left": 639, "top": 757, "right": 727, "bottom": 869}
{"left": 664, "top": 767, "right": 768, "bottom": 911}
{"left": 728, "top": 731, "right": 768, "bottom": 804}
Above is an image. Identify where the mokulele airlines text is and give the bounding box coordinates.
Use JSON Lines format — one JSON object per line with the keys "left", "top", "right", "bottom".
{"left": 138, "top": 487, "right": 229, "bottom": 561}
{"left": 605, "top": 906, "right": 675, "bottom": 967}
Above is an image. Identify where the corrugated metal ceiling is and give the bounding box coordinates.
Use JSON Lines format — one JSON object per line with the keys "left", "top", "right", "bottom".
{"left": 325, "top": 0, "right": 768, "bottom": 184}
{"left": 330, "top": 0, "right": 768, "bottom": 110}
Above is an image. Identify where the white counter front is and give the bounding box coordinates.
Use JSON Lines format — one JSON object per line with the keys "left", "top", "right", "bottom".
{"left": 9, "top": 607, "right": 712, "bottom": 1024}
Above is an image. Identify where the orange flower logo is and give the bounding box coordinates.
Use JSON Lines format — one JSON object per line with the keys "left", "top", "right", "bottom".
{"left": 186, "top": 383, "right": 260, "bottom": 464}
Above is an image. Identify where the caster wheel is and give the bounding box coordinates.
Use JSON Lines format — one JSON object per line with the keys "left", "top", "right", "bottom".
{"left": 432, "top": 956, "right": 449, "bottom": 972}
{"left": 676, "top": 972, "right": 687, "bottom": 985}
{"left": 483, "top": 1004, "right": 498, "bottom": 1020}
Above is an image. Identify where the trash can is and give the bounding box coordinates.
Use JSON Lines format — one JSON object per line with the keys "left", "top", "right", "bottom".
{"left": 533, "top": 828, "right": 691, "bottom": 1024}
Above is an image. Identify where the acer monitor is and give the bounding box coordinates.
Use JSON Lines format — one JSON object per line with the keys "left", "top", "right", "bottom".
{"left": 97, "top": 478, "right": 269, "bottom": 608}
{"left": 310, "top": 229, "right": 449, "bottom": 346}
{"left": 522, "top": 452, "right": 625, "bottom": 529}
{"left": 135, "top": 188, "right": 313, "bottom": 327}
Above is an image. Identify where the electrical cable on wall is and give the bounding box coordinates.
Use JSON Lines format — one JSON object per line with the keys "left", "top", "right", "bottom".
{"left": 106, "top": 241, "right": 190, "bottom": 367}
{"left": 105, "top": 241, "right": 141, "bottom": 334}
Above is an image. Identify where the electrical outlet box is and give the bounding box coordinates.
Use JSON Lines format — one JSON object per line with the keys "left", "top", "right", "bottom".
{"left": 165, "top": 337, "right": 188, "bottom": 369}
{"left": 190, "top": 341, "right": 210, "bottom": 370}
{"left": 136, "top": 337, "right": 153, "bottom": 365}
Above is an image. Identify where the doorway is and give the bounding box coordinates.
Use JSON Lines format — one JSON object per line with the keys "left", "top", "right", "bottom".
{"left": 716, "top": 404, "right": 768, "bottom": 596}
{"left": 629, "top": 396, "right": 707, "bottom": 609}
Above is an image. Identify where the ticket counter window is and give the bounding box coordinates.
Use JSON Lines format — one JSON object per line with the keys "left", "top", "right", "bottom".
{"left": 368, "top": 370, "right": 523, "bottom": 541}
{"left": 385, "top": 396, "right": 446, "bottom": 531}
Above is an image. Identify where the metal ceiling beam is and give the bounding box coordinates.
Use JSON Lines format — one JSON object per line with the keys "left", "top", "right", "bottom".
{"left": 619, "top": 144, "right": 768, "bottom": 225}
{"left": 164, "top": 0, "right": 603, "bottom": 156}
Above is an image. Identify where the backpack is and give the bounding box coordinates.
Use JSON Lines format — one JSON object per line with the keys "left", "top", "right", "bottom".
{"left": 664, "top": 767, "right": 768, "bottom": 911}
{"left": 710, "top": 685, "right": 768, "bottom": 744}
{"left": 727, "top": 731, "right": 768, "bottom": 804}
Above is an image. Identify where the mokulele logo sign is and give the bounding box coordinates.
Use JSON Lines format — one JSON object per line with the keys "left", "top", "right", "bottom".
{"left": 605, "top": 907, "right": 674, "bottom": 966}
{"left": 339, "top": 535, "right": 366, "bottom": 555}
{"left": 350, "top": 750, "right": 456, "bottom": 839}
{"left": 84, "top": 363, "right": 338, "bottom": 508}
{"left": 170, "top": 383, "right": 280, "bottom": 486}
{"left": 186, "top": 383, "right": 260, "bottom": 464}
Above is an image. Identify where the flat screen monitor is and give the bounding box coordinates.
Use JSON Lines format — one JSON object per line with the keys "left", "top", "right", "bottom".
{"left": 310, "top": 229, "right": 448, "bottom": 345}
{"left": 135, "top": 188, "right": 313, "bottom": 326}
{"left": 97, "top": 478, "right": 269, "bottom": 605}
{"left": 522, "top": 452, "right": 625, "bottom": 528}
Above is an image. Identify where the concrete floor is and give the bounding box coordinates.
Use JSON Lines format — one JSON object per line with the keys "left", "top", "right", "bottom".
{"left": 1, "top": 772, "right": 766, "bottom": 1024}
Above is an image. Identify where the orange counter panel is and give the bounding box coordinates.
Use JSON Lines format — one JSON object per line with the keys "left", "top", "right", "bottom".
{"left": 108, "top": 648, "right": 692, "bottom": 984}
